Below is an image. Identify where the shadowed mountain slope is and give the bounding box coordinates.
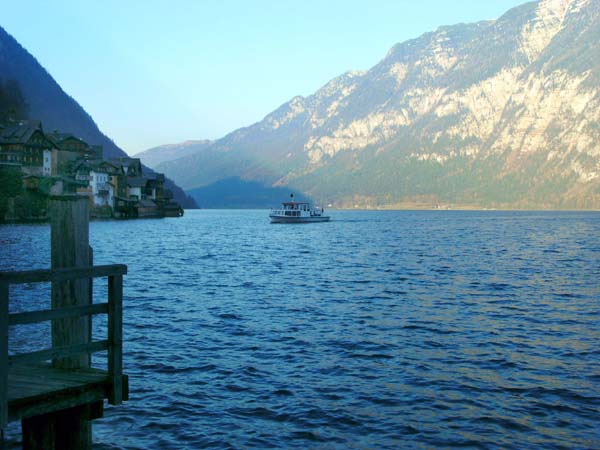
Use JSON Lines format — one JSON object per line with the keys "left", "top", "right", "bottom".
{"left": 0, "top": 26, "right": 197, "bottom": 208}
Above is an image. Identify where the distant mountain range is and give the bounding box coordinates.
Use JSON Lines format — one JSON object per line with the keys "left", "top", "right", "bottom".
{"left": 150, "top": 0, "right": 600, "bottom": 209}
{"left": 0, "top": 26, "right": 197, "bottom": 209}
{"left": 134, "top": 140, "right": 212, "bottom": 169}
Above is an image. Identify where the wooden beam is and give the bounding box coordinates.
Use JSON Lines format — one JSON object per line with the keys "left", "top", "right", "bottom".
{"left": 55, "top": 404, "right": 92, "bottom": 450}
{"left": 12, "top": 386, "right": 107, "bottom": 424}
{"left": 0, "top": 282, "right": 8, "bottom": 428}
{"left": 9, "top": 341, "right": 109, "bottom": 366}
{"left": 51, "top": 196, "right": 91, "bottom": 370}
{"left": 122, "top": 374, "right": 129, "bottom": 401}
{"left": 107, "top": 275, "right": 123, "bottom": 405}
{"left": 22, "top": 413, "right": 55, "bottom": 450}
{"left": 9, "top": 303, "right": 108, "bottom": 326}
{"left": 83, "top": 400, "right": 104, "bottom": 421}
{"left": 21, "top": 403, "right": 96, "bottom": 450}
{"left": 0, "top": 264, "right": 127, "bottom": 285}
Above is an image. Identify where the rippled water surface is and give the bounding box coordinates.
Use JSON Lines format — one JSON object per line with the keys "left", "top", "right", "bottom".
{"left": 1, "top": 210, "right": 599, "bottom": 449}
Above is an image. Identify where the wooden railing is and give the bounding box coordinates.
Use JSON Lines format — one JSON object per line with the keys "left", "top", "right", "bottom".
{"left": 0, "top": 264, "right": 127, "bottom": 428}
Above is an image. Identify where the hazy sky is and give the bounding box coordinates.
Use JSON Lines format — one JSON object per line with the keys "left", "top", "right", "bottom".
{"left": 2, "top": 0, "right": 526, "bottom": 154}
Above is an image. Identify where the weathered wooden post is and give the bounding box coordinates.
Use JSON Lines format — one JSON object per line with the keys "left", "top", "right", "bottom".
{"left": 50, "top": 195, "right": 91, "bottom": 368}
{"left": 21, "top": 195, "right": 93, "bottom": 449}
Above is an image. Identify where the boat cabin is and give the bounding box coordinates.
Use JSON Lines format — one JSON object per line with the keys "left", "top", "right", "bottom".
{"left": 270, "top": 201, "right": 326, "bottom": 217}
{"left": 273, "top": 202, "right": 310, "bottom": 217}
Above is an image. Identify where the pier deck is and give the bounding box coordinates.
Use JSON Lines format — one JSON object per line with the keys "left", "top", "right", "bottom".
{"left": 7, "top": 363, "right": 128, "bottom": 423}
{"left": 1, "top": 264, "right": 128, "bottom": 429}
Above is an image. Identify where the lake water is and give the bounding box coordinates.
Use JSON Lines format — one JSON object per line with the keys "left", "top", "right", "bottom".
{"left": 1, "top": 210, "right": 599, "bottom": 449}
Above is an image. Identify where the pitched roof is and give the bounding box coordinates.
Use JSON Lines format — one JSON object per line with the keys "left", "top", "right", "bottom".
{"left": 73, "top": 159, "right": 93, "bottom": 171}
{"left": 107, "top": 159, "right": 124, "bottom": 169}
{"left": 109, "top": 157, "right": 142, "bottom": 174}
{"left": 85, "top": 159, "right": 119, "bottom": 171}
{"left": 0, "top": 120, "right": 53, "bottom": 146}
{"left": 47, "top": 132, "right": 87, "bottom": 146}
{"left": 145, "top": 172, "right": 165, "bottom": 181}
{"left": 110, "top": 156, "right": 141, "bottom": 166}
{"left": 53, "top": 176, "right": 89, "bottom": 187}
{"left": 126, "top": 176, "right": 147, "bottom": 188}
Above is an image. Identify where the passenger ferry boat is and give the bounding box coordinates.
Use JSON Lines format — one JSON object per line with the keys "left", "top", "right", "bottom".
{"left": 270, "top": 196, "right": 330, "bottom": 223}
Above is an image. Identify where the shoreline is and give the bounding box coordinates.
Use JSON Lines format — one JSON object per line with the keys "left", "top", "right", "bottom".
{"left": 3, "top": 207, "right": 599, "bottom": 224}
{"left": 189, "top": 206, "right": 600, "bottom": 212}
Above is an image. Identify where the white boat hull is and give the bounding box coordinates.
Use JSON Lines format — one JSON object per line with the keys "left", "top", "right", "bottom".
{"left": 269, "top": 215, "right": 330, "bottom": 224}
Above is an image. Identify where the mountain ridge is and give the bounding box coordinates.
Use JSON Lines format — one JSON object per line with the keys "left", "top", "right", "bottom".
{"left": 133, "top": 139, "right": 212, "bottom": 170}
{"left": 158, "top": 0, "right": 599, "bottom": 209}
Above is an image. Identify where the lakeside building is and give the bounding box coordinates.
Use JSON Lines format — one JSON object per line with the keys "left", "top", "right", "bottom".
{"left": 47, "top": 131, "right": 102, "bottom": 175}
{"left": 0, "top": 120, "right": 183, "bottom": 221}
{"left": 0, "top": 121, "right": 56, "bottom": 176}
{"left": 73, "top": 159, "right": 119, "bottom": 211}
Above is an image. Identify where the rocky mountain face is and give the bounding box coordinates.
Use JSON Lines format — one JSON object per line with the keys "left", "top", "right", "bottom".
{"left": 0, "top": 26, "right": 197, "bottom": 208}
{"left": 157, "top": 0, "right": 600, "bottom": 209}
{"left": 134, "top": 140, "right": 212, "bottom": 169}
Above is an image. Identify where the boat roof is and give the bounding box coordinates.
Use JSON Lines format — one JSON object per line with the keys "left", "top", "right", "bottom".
{"left": 282, "top": 201, "right": 309, "bottom": 205}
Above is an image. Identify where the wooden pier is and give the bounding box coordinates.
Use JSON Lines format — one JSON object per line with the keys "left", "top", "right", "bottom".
{"left": 0, "top": 196, "right": 129, "bottom": 449}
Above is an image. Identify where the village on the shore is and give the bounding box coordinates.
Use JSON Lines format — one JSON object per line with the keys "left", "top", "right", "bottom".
{"left": 0, "top": 119, "right": 184, "bottom": 222}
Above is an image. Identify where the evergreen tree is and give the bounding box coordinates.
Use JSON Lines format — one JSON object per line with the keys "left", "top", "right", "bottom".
{"left": 0, "top": 78, "right": 29, "bottom": 123}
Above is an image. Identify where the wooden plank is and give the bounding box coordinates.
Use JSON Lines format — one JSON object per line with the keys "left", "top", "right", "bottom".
{"left": 8, "top": 365, "right": 110, "bottom": 397}
{"left": 9, "top": 340, "right": 109, "bottom": 366}
{"left": 0, "top": 282, "right": 8, "bottom": 428}
{"left": 8, "top": 364, "right": 111, "bottom": 423}
{"left": 107, "top": 274, "right": 123, "bottom": 405}
{"left": 9, "top": 303, "right": 108, "bottom": 326}
{"left": 8, "top": 379, "right": 107, "bottom": 403}
{"left": 7, "top": 364, "right": 128, "bottom": 424}
{"left": 0, "top": 264, "right": 127, "bottom": 285}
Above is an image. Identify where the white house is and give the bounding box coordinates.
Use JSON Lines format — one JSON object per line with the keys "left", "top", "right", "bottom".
{"left": 126, "top": 177, "right": 147, "bottom": 201}
{"left": 90, "top": 170, "right": 114, "bottom": 207}
{"left": 43, "top": 150, "right": 52, "bottom": 176}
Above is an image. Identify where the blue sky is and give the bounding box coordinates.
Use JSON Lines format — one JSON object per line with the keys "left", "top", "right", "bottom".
{"left": 2, "top": 0, "right": 527, "bottom": 154}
